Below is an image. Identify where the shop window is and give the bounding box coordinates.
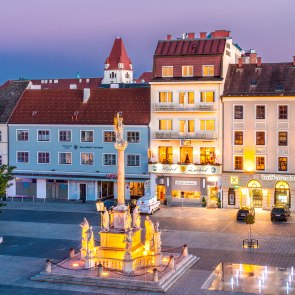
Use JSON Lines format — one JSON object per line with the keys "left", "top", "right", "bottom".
{"left": 130, "top": 182, "right": 144, "bottom": 197}
{"left": 180, "top": 147, "right": 193, "bottom": 164}
{"left": 162, "top": 66, "right": 173, "bottom": 77}
{"left": 200, "top": 147, "right": 215, "bottom": 164}
{"left": 182, "top": 66, "right": 193, "bottom": 77}
{"left": 256, "top": 105, "right": 265, "bottom": 119}
{"left": 200, "top": 91, "right": 215, "bottom": 103}
{"left": 172, "top": 190, "right": 200, "bottom": 200}
{"left": 234, "top": 131, "right": 243, "bottom": 145}
{"left": 256, "top": 156, "right": 265, "bottom": 171}
{"left": 256, "top": 131, "right": 265, "bottom": 145}
{"left": 202, "top": 65, "right": 214, "bottom": 77}
{"left": 234, "top": 156, "right": 243, "bottom": 170}
{"left": 159, "top": 92, "right": 173, "bottom": 103}
{"left": 278, "top": 132, "right": 287, "bottom": 146}
{"left": 159, "top": 120, "right": 172, "bottom": 130}
{"left": 275, "top": 181, "right": 290, "bottom": 205}
{"left": 103, "top": 131, "right": 115, "bottom": 142}
{"left": 278, "top": 157, "right": 287, "bottom": 171}
{"left": 234, "top": 105, "right": 243, "bottom": 119}
{"left": 278, "top": 105, "right": 288, "bottom": 119}
{"left": 158, "top": 146, "right": 173, "bottom": 164}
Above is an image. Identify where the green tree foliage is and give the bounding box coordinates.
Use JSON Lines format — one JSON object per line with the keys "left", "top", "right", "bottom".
{"left": 0, "top": 165, "right": 16, "bottom": 212}
{"left": 245, "top": 212, "right": 255, "bottom": 241}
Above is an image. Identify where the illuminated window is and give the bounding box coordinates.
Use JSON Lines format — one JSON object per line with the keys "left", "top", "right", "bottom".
{"left": 278, "top": 157, "right": 287, "bottom": 171}
{"left": 179, "top": 92, "right": 185, "bottom": 104}
{"left": 202, "top": 65, "right": 214, "bottom": 77}
{"left": 200, "top": 91, "right": 215, "bottom": 102}
{"left": 234, "top": 105, "right": 243, "bottom": 119}
{"left": 162, "top": 66, "right": 173, "bottom": 77}
{"left": 159, "top": 92, "right": 173, "bottom": 103}
{"left": 278, "top": 105, "right": 288, "bottom": 119}
{"left": 256, "top": 105, "right": 265, "bottom": 119}
{"left": 158, "top": 146, "right": 173, "bottom": 164}
{"left": 178, "top": 92, "right": 194, "bottom": 104}
{"left": 256, "top": 131, "right": 265, "bottom": 145}
{"left": 200, "top": 120, "right": 215, "bottom": 131}
{"left": 200, "top": 147, "right": 215, "bottom": 164}
{"left": 234, "top": 156, "right": 243, "bottom": 170}
{"left": 59, "top": 153, "right": 72, "bottom": 165}
{"left": 81, "top": 153, "right": 94, "bottom": 165}
{"left": 256, "top": 156, "right": 265, "bottom": 170}
{"left": 179, "top": 120, "right": 194, "bottom": 132}
{"left": 188, "top": 92, "right": 194, "bottom": 104}
{"left": 180, "top": 147, "right": 193, "bottom": 164}
{"left": 103, "top": 131, "right": 115, "bottom": 142}
{"left": 182, "top": 66, "right": 193, "bottom": 77}
{"left": 278, "top": 132, "right": 287, "bottom": 146}
{"left": 234, "top": 131, "right": 243, "bottom": 145}
{"left": 159, "top": 120, "right": 172, "bottom": 130}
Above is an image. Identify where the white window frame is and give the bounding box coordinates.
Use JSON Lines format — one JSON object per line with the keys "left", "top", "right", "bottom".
{"left": 277, "top": 104, "right": 289, "bottom": 120}
{"left": 277, "top": 130, "right": 288, "bottom": 147}
{"left": 37, "top": 129, "right": 50, "bottom": 142}
{"left": 58, "top": 152, "right": 72, "bottom": 165}
{"left": 103, "top": 130, "right": 116, "bottom": 143}
{"left": 255, "top": 104, "right": 267, "bottom": 120}
{"left": 80, "top": 130, "right": 94, "bottom": 143}
{"left": 179, "top": 119, "right": 195, "bottom": 133}
{"left": 126, "top": 131, "right": 140, "bottom": 143}
{"left": 233, "top": 104, "right": 244, "bottom": 120}
{"left": 16, "top": 129, "right": 29, "bottom": 141}
{"left": 158, "top": 91, "right": 173, "bottom": 103}
{"left": 159, "top": 119, "right": 173, "bottom": 131}
{"left": 126, "top": 154, "right": 141, "bottom": 167}
{"left": 178, "top": 91, "right": 195, "bottom": 105}
{"left": 102, "top": 153, "right": 117, "bottom": 166}
{"left": 16, "top": 151, "right": 29, "bottom": 163}
{"left": 278, "top": 156, "right": 288, "bottom": 172}
{"left": 233, "top": 155, "right": 244, "bottom": 171}
{"left": 202, "top": 65, "right": 214, "bottom": 77}
{"left": 58, "top": 130, "right": 72, "bottom": 142}
{"left": 200, "top": 91, "right": 215, "bottom": 103}
{"left": 182, "top": 65, "right": 193, "bottom": 77}
{"left": 255, "top": 155, "right": 266, "bottom": 171}
{"left": 255, "top": 130, "right": 266, "bottom": 146}
{"left": 162, "top": 66, "right": 173, "bottom": 77}
{"left": 200, "top": 119, "right": 215, "bottom": 131}
{"left": 37, "top": 151, "right": 51, "bottom": 164}
{"left": 233, "top": 130, "right": 244, "bottom": 146}
{"left": 80, "top": 152, "right": 94, "bottom": 165}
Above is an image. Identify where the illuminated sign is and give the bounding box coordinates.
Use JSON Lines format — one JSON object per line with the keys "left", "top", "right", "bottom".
{"left": 253, "top": 174, "right": 295, "bottom": 182}
{"left": 175, "top": 180, "right": 197, "bottom": 186}
{"left": 231, "top": 176, "right": 239, "bottom": 185}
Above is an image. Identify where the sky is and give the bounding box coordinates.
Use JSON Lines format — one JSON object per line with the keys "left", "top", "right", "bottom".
{"left": 0, "top": 0, "right": 295, "bottom": 85}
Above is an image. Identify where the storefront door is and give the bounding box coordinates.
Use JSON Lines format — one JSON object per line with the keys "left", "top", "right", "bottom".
{"left": 275, "top": 181, "right": 290, "bottom": 206}
{"left": 157, "top": 185, "right": 166, "bottom": 203}
{"left": 247, "top": 180, "right": 262, "bottom": 208}
{"left": 79, "top": 183, "right": 87, "bottom": 201}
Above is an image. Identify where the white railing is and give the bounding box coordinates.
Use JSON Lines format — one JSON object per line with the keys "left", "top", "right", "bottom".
{"left": 153, "top": 103, "right": 216, "bottom": 112}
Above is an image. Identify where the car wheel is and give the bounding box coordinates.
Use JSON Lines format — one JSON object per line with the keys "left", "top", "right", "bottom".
{"left": 284, "top": 218, "right": 288, "bottom": 222}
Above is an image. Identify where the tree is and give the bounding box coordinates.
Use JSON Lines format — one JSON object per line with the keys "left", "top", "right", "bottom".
{"left": 245, "top": 213, "right": 255, "bottom": 242}
{"left": 0, "top": 165, "right": 16, "bottom": 212}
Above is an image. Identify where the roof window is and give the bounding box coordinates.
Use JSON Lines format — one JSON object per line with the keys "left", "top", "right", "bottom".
{"left": 250, "top": 80, "right": 257, "bottom": 86}
{"left": 275, "top": 85, "right": 284, "bottom": 92}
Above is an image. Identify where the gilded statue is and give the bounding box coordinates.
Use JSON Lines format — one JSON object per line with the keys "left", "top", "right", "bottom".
{"left": 114, "top": 112, "right": 128, "bottom": 151}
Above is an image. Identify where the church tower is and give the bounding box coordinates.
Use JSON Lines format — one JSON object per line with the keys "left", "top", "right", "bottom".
{"left": 102, "top": 37, "right": 133, "bottom": 84}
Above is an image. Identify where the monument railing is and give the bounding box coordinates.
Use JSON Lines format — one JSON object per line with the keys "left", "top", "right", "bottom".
{"left": 96, "top": 257, "right": 123, "bottom": 271}
{"left": 132, "top": 255, "right": 156, "bottom": 271}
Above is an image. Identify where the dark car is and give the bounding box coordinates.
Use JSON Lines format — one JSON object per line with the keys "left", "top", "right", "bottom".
{"left": 237, "top": 206, "right": 255, "bottom": 221}
{"left": 103, "top": 199, "right": 117, "bottom": 210}
{"left": 271, "top": 204, "right": 291, "bottom": 221}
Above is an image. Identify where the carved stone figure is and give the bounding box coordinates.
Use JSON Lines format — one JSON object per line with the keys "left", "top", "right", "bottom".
{"left": 153, "top": 232, "right": 162, "bottom": 253}
{"left": 85, "top": 226, "right": 95, "bottom": 255}
{"left": 114, "top": 112, "right": 128, "bottom": 151}
{"left": 109, "top": 209, "right": 114, "bottom": 227}
{"left": 102, "top": 209, "right": 110, "bottom": 232}
{"left": 145, "top": 216, "right": 155, "bottom": 242}
{"left": 124, "top": 208, "right": 132, "bottom": 230}
{"left": 155, "top": 221, "right": 160, "bottom": 233}
{"left": 123, "top": 228, "right": 134, "bottom": 256}
{"left": 132, "top": 205, "right": 141, "bottom": 229}
{"left": 80, "top": 217, "right": 89, "bottom": 252}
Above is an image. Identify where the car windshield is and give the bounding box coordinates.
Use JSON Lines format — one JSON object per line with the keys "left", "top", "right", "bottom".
{"left": 272, "top": 208, "right": 285, "bottom": 213}
{"left": 239, "top": 210, "right": 249, "bottom": 213}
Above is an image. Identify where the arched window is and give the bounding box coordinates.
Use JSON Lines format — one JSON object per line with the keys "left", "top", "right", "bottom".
{"left": 126, "top": 72, "right": 130, "bottom": 79}
{"left": 275, "top": 181, "right": 290, "bottom": 205}
{"left": 247, "top": 180, "right": 262, "bottom": 208}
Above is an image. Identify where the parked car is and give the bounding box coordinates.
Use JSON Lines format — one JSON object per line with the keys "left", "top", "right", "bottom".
{"left": 137, "top": 195, "right": 160, "bottom": 215}
{"left": 271, "top": 204, "right": 291, "bottom": 221}
{"left": 237, "top": 206, "right": 255, "bottom": 221}
{"left": 103, "top": 198, "right": 117, "bottom": 210}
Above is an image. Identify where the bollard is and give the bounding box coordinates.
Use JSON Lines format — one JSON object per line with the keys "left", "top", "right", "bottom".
{"left": 153, "top": 268, "right": 159, "bottom": 282}
{"left": 183, "top": 244, "right": 188, "bottom": 257}
{"left": 169, "top": 255, "right": 175, "bottom": 270}
{"left": 97, "top": 263, "right": 103, "bottom": 277}
{"left": 69, "top": 248, "right": 75, "bottom": 259}
{"left": 46, "top": 259, "right": 52, "bottom": 273}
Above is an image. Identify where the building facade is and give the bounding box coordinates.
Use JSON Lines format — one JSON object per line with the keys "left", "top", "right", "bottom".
{"left": 149, "top": 30, "right": 242, "bottom": 205}
{"left": 7, "top": 88, "right": 150, "bottom": 201}
{"left": 221, "top": 58, "right": 295, "bottom": 210}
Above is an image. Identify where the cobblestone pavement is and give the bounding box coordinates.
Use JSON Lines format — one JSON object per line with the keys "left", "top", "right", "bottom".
{"left": 1, "top": 201, "right": 295, "bottom": 294}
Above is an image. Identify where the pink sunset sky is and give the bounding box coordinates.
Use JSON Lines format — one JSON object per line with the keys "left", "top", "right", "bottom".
{"left": 0, "top": 0, "right": 294, "bottom": 84}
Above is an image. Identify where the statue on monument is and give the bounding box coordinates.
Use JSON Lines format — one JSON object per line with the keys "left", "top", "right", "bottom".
{"left": 125, "top": 208, "right": 132, "bottom": 230}
{"left": 85, "top": 226, "right": 95, "bottom": 256}
{"left": 114, "top": 112, "right": 128, "bottom": 151}
{"left": 144, "top": 216, "right": 155, "bottom": 250}
{"left": 123, "top": 228, "right": 134, "bottom": 257}
{"left": 153, "top": 221, "right": 162, "bottom": 253}
{"left": 80, "top": 217, "right": 89, "bottom": 252}
{"left": 102, "top": 209, "right": 110, "bottom": 232}
{"left": 132, "top": 205, "right": 141, "bottom": 229}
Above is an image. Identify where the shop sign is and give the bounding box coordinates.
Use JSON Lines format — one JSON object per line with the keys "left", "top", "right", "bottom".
{"left": 148, "top": 164, "right": 220, "bottom": 175}
{"left": 230, "top": 176, "right": 239, "bottom": 185}
{"left": 175, "top": 180, "right": 197, "bottom": 186}
{"left": 253, "top": 174, "right": 295, "bottom": 182}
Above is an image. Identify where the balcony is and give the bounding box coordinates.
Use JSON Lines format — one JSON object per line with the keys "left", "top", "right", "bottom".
{"left": 153, "top": 103, "right": 216, "bottom": 112}
{"left": 153, "top": 131, "right": 217, "bottom": 140}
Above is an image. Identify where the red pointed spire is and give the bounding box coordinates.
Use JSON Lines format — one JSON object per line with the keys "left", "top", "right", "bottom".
{"left": 105, "top": 37, "right": 132, "bottom": 70}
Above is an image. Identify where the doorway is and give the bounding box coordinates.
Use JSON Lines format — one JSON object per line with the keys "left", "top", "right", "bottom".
{"left": 80, "top": 183, "right": 87, "bottom": 201}
{"left": 157, "top": 185, "right": 166, "bottom": 203}
{"left": 247, "top": 180, "right": 262, "bottom": 208}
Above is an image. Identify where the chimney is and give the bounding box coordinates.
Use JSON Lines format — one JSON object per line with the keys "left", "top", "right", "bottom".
{"left": 238, "top": 57, "right": 243, "bottom": 68}
{"left": 211, "top": 30, "right": 231, "bottom": 38}
{"left": 83, "top": 88, "right": 90, "bottom": 103}
{"left": 166, "top": 34, "right": 172, "bottom": 41}
{"left": 249, "top": 53, "right": 257, "bottom": 64}
{"left": 187, "top": 32, "right": 195, "bottom": 39}
{"left": 200, "top": 32, "right": 207, "bottom": 38}
{"left": 293, "top": 56, "right": 295, "bottom": 66}
{"left": 257, "top": 57, "right": 262, "bottom": 67}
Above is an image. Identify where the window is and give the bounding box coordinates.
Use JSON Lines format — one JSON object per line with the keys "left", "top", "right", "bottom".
{"left": 0, "top": 131, "right": 2, "bottom": 141}
{"left": 278, "top": 157, "right": 287, "bottom": 171}
{"left": 59, "top": 153, "right": 72, "bottom": 164}
{"left": 188, "top": 92, "right": 194, "bottom": 104}
{"left": 256, "top": 156, "right": 265, "bottom": 171}
{"left": 0, "top": 155, "right": 2, "bottom": 165}
{"left": 278, "top": 105, "right": 288, "bottom": 119}
{"left": 81, "top": 153, "right": 93, "bottom": 165}
{"left": 256, "top": 105, "right": 265, "bottom": 119}
{"left": 38, "top": 130, "right": 50, "bottom": 141}
{"left": 17, "top": 130, "right": 29, "bottom": 141}
{"left": 158, "top": 146, "right": 173, "bottom": 164}
{"left": 159, "top": 120, "right": 172, "bottom": 130}
{"left": 234, "top": 106, "right": 243, "bottom": 119}
{"left": 127, "top": 131, "right": 140, "bottom": 143}
{"left": 59, "top": 130, "right": 71, "bottom": 142}
{"left": 81, "top": 131, "right": 93, "bottom": 142}
{"left": 256, "top": 131, "right": 265, "bottom": 145}
{"left": 38, "top": 152, "right": 50, "bottom": 163}
{"left": 178, "top": 92, "right": 194, "bottom": 104}
{"left": 200, "top": 92, "right": 215, "bottom": 103}
{"left": 234, "top": 156, "right": 243, "bottom": 170}
{"left": 200, "top": 147, "right": 215, "bottom": 164}
{"left": 179, "top": 120, "right": 194, "bottom": 132}
{"left": 180, "top": 147, "right": 193, "bottom": 164}
{"left": 182, "top": 66, "right": 193, "bottom": 77}
{"left": 127, "top": 155, "right": 140, "bottom": 166}
{"left": 200, "top": 120, "right": 215, "bottom": 131}
{"left": 103, "top": 131, "right": 115, "bottom": 142}
{"left": 179, "top": 92, "right": 185, "bottom": 104}
{"left": 234, "top": 131, "right": 243, "bottom": 145}
{"left": 278, "top": 132, "right": 288, "bottom": 146}
{"left": 103, "top": 154, "right": 116, "bottom": 166}
{"left": 159, "top": 92, "right": 172, "bottom": 103}
{"left": 17, "top": 152, "right": 29, "bottom": 163}
{"left": 162, "top": 66, "right": 173, "bottom": 77}
{"left": 202, "top": 65, "right": 214, "bottom": 77}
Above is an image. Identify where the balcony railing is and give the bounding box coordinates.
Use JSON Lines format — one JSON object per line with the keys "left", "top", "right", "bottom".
{"left": 153, "top": 103, "right": 216, "bottom": 112}
{"left": 153, "top": 131, "right": 217, "bottom": 140}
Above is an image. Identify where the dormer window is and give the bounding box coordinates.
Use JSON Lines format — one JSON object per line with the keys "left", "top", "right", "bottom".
{"left": 202, "top": 65, "right": 214, "bottom": 77}
{"left": 275, "top": 85, "right": 284, "bottom": 92}
{"left": 162, "top": 66, "right": 173, "bottom": 77}
{"left": 250, "top": 80, "right": 257, "bottom": 86}
{"left": 118, "top": 63, "right": 124, "bottom": 69}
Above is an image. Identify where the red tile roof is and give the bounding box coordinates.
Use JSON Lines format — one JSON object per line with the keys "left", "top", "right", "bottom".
{"left": 135, "top": 72, "right": 152, "bottom": 83}
{"left": 154, "top": 38, "right": 226, "bottom": 56}
{"left": 30, "top": 78, "right": 102, "bottom": 89}
{"left": 105, "top": 37, "right": 132, "bottom": 70}
{"left": 9, "top": 88, "right": 150, "bottom": 125}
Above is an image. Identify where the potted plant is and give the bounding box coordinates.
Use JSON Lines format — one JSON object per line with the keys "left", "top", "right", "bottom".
{"left": 201, "top": 196, "right": 206, "bottom": 207}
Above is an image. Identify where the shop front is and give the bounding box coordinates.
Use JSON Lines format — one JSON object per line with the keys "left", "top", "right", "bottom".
{"left": 222, "top": 173, "right": 295, "bottom": 210}
{"left": 149, "top": 163, "right": 221, "bottom": 205}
